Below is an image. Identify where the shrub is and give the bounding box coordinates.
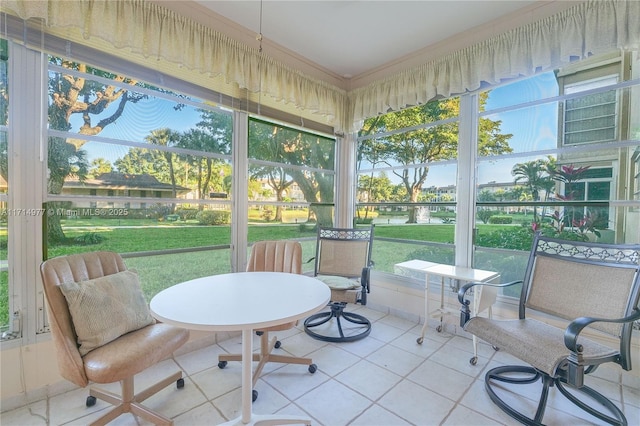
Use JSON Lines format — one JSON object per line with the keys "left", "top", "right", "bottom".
{"left": 476, "top": 226, "right": 533, "bottom": 251}
{"left": 175, "top": 208, "right": 199, "bottom": 221}
{"left": 405, "top": 246, "right": 454, "bottom": 265}
{"left": 196, "top": 210, "right": 231, "bottom": 225}
{"left": 74, "top": 232, "right": 106, "bottom": 245}
{"left": 488, "top": 215, "right": 513, "bottom": 224}
{"left": 354, "top": 218, "right": 373, "bottom": 224}
{"left": 298, "top": 222, "right": 315, "bottom": 233}
{"left": 261, "top": 209, "right": 273, "bottom": 222}
{"left": 476, "top": 209, "right": 495, "bottom": 224}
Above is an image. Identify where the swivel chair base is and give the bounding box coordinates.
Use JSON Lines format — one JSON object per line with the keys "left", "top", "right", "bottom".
{"left": 485, "top": 365, "right": 627, "bottom": 426}
{"left": 304, "top": 302, "right": 371, "bottom": 343}
{"left": 86, "top": 372, "right": 184, "bottom": 426}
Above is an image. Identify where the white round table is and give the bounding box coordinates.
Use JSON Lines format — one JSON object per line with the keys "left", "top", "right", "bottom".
{"left": 150, "top": 271, "right": 330, "bottom": 425}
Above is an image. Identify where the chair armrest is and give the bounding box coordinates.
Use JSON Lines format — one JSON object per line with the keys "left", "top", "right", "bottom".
{"left": 360, "top": 266, "right": 371, "bottom": 293}
{"left": 564, "top": 308, "right": 640, "bottom": 386}
{"left": 564, "top": 308, "right": 640, "bottom": 352}
{"left": 458, "top": 280, "right": 522, "bottom": 326}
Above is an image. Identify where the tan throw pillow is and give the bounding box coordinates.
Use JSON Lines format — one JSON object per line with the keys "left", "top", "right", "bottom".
{"left": 60, "top": 270, "right": 155, "bottom": 356}
{"left": 316, "top": 274, "right": 361, "bottom": 290}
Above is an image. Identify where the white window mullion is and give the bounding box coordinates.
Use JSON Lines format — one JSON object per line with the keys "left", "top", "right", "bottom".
{"left": 7, "top": 43, "right": 46, "bottom": 343}
{"left": 231, "top": 110, "right": 248, "bottom": 272}
{"left": 335, "top": 133, "right": 356, "bottom": 228}
{"left": 455, "top": 94, "right": 478, "bottom": 267}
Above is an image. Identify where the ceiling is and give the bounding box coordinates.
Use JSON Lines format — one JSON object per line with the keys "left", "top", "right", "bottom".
{"left": 194, "top": 0, "right": 540, "bottom": 79}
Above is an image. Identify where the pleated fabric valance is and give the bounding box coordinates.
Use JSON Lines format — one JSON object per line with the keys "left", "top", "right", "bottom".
{"left": 348, "top": 0, "right": 640, "bottom": 131}
{"left": 1, "top": 0, "right": 638, "bottom": 133}
{"left": 0, "top": 0, "right": 347, "bottom": 128}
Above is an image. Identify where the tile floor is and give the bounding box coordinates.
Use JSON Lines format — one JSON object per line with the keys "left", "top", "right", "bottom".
{"left": 2, "top": 305, "right": 639, "bottom": 426}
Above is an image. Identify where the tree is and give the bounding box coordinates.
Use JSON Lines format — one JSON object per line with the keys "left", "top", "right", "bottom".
{"left": 180, "top": 109, "right": 233, "bottom": 206}
{"left": 248, "top": 121, "right": 295, "bottom": 222}
{"left": 88, "top": 158, "right": 113, "bottom": 177}
{"left": 115, "top": 148, "right": 169, "bottom": 178}
{"left": 512, "top": 160, "right": 545, "bottom": 222}
{"left": 359, "top": 93, "right": 512, "bottom": 223}
{"left": 179, "top": 128, "right": 225, "bottom": 207}
{"left": 357, "top": 173, "right": 394, "bottom": 219}
{"left": 145, "top": 128, "right": 180, "bottom": 212}
{"left": 47, "top": 139, "right": 89, "bottom": 242}
{"left": 282, "top": 132, "right": 335, "bottom": 226}
{"left": 46, "top": 59, "right": 142, "bottom": 242}
{"left": 511, "top": 156, "right": 555, "bottom": 222}
{"left": 249, "top": 121, "right": 335, "bottom": 226}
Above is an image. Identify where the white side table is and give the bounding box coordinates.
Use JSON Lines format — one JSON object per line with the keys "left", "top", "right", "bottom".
{"left": 417, "top": 264, "right": 500, "bottom": 365}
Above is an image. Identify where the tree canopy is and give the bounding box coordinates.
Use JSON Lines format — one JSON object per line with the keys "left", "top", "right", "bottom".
{"left": 358, "top": 94, "right": 513, "bottom": 222}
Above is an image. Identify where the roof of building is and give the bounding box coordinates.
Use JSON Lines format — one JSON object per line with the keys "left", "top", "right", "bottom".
{"left": 64, "top": 172, "right": 191, "bottom": 193}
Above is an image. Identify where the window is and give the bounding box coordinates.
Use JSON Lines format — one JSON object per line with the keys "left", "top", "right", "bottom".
{"left": 247, "top": 118, "right": 335, "bottom": 267}
{"left": 474, "top": 53, "right": 639, "bottom": 299}
{"left": 356, "top": 98, "right": 462, "bottom": 274}
{"left": 355, "top": 51, "right": 639, "bottom": 301}
{"left": 0, "top": 39, "right": 9, "bottom": 337}
{"left": 634, "top": 148, "right": 640, "bottom": 203}
{"left": 45, "top": 57, "right": 234, "bottom": 305}
{"left": 563, "top": 75, "right": 618, "bottom": 145}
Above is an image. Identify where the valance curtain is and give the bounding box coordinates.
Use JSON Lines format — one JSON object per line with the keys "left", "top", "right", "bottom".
{"left": 0, "top": 0, "right": 347, "bottom": 128}
{"left": 1, "top": 0, "right": 638, "bottom": 133}
{"left": 348, "top": 0, "right": 640, "bottom": 131}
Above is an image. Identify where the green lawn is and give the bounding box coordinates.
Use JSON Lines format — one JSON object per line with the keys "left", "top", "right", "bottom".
{"left": 0, "top": 220, "right": 524, "bottom": 328}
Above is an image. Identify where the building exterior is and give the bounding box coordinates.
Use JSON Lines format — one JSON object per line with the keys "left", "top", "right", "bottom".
{"left": 62, "top": 172, "right": 190, "bottom": 209}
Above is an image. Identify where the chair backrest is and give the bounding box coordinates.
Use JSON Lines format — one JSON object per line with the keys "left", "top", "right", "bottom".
{"left": 246, "top": 240, "right": 302, "bottom": 274}
{"left": 314, "top": 226, "right": 374, "bottom": 278}
{"left": 520, "top": 233, "right": 640, "bottom": 366}
{"left": 40, "top": 251, "right": 128, "bottom": 387}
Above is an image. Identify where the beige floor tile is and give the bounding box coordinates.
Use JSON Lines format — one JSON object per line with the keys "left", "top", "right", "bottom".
{"left": 3, "top": 309, "right": 637, "bottom": 426}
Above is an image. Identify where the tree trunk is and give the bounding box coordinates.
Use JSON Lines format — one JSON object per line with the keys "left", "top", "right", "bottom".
{"left": 46, "top": 175, "right": 67, "bottom": 243}
{"left": 406, "top": 187, "right": 421, "bottom": 223}
{"left": 311, "top": 205, "right": 333, "bottom": 227}
{"left": 407, "top": 206, "right": 417, "bottom": 223}
{"left": 275, "top": 191, "right": 283, "bottom": 222}
{"left": 165, "top": 152, "right": 177, "bottom": 213}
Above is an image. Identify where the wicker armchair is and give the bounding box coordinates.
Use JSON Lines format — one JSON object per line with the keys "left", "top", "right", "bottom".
{"left": 459, "top": 233, "right": 640, "bottom": 425}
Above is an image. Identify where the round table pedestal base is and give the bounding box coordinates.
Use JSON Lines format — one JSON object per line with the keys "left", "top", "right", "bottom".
{"left": 221, "top": 413, "right": 312, "bottom": 426}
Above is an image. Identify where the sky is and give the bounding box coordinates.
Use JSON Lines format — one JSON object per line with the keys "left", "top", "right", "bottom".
{"left": 64, "top": 70, "right": 562, "bottom": 189}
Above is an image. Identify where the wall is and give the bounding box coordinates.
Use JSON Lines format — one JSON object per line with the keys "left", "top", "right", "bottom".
{"left": 0, "top": 329, "right": 237, "bottom": 412}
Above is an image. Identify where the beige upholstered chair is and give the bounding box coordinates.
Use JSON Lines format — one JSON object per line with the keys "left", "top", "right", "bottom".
{"left": 217, "top": 240, "right": 317, "bottom": 402}
{"left": 40, "top": 251, "right": 190, "bottom": 426}
{"left": 459, "top": 233, "right": 640, "bottom": 426}
{"left": 304, "top": 226, "right": 374, "bottom": 342}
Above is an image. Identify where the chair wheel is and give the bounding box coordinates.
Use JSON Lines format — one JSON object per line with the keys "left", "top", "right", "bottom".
{"left": 469, "top": 356, "right": 478, "bottom": 366}
{"left": 252, "top": 389, "right": 258, "bottom": 402}
{"left": 177, "top": 378, "right": 185, "bottom": 388}
{"left": 308, "top": 363, "right": 317, "bottom": 373}
{"left": 86, "top": 395, "right": 97, "bottom": 407}
{"left": 218, "top": 361, "right": 228, "bottom": 369}
{"left": 492, "top": 345, "right": 500, "bottom": 351}
{"left": 274, "top": 340, "right": 281, "bottom": 349}
{"left": 416, "top": 337, "right": 424, "bottom": 344}
{"left": 436, "top": 325, "right": 442, "bottom": 332}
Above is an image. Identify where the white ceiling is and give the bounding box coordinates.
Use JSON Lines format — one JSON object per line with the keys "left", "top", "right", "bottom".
{"left": 194, "top": 0, "right": 540, "bottom": 78}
